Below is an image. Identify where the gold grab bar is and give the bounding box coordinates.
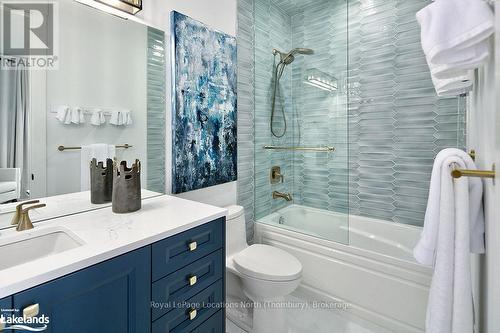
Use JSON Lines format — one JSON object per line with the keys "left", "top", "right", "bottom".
{"left": 263, "top": 145, "right": 335, "bottom": 152}
{"left": 58, "top": 144, "right": 132, "bottom": 151}
{"left": 451, "top": 164, "right": 495, "bottom": 179}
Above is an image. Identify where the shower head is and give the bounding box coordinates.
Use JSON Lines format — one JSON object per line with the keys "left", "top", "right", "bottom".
{"left": 290, "top": 48, "right": 315, "bottom": 56}
{"left": 273, "top": 47, "right": 314, "bottom": 65}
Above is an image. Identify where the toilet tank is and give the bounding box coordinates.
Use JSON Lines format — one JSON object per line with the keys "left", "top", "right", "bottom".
{"left": 225, "top": 205, "right": 248, "bottom": 257}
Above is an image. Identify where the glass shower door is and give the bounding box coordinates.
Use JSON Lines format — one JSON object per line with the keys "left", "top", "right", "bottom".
{"left": 253, "top": 0, "right": 349, "bottom": 244}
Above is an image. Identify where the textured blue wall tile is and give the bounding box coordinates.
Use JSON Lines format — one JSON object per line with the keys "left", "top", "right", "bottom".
{"left": 239, "top": 0, "right": 466, "bottom": 229}
{"left": 147, "top": 27, "right": 166, "bottom": 193}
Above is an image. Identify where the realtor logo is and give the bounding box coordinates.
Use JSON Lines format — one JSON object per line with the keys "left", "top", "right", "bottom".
{"left": 0, "top": 311, "right": 49, "bottom": 331}
{"left": 1, "top": 0, "right": 59, "bottom": 69}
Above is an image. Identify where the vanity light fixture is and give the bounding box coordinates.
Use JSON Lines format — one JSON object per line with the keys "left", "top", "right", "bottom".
{"left": 74, "top": 0, "right": 142, "bottom": 19}
{"left": 95, "top": 0, "right": 142, "bottom": 15}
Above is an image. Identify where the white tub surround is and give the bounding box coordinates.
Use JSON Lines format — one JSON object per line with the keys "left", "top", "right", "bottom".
{"left": 255, "top": 205, "right": 433, "bottom": 333}
{"left": 0, "top": 195, "right": 227, "bottom": 298}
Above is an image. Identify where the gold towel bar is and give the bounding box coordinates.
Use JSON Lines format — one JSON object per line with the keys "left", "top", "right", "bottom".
{"left": 451, "top": 164, "right": 495, "bottom": 179}
{"left": 58, "top": 144, "right": 132, "bottom": 151}
{"left": 263, "top": 145, "right": 335, "bottom": 152}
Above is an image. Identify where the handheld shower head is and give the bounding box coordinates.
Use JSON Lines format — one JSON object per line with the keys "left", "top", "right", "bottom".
{"left": 273, "top": 47, "right": 314, "bottom": 65}
{"left": 283, "top": 48, "right": 314, "bottom": 64}
{"left": 270, "top": 47, "right": 315, "bottom": 138}
{"left": 290, "top": 48, "right": 314, "bottom": 56}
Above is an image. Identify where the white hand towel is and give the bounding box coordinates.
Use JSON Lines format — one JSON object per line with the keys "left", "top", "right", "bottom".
{"left": 55, "top": 105, "right": 71, "bottom": 124}
{"left": 123, "top": 110, "right": 133, "bottom": 126}
{"left": 80, "top": 144, "right": 116, "bottom": 191}
{"left": 430, "top": 40, "right": 490, "bottom": 80}
{"left": 416, "top": 0, "right": 494, "bottom": 65}
{"left": 414, "top": 148, "right": 484, "bottom": 333}
{"left": 90, "top": 109, "right": 106, "bottom": 126}
{"left": 431, "top": 70, "right": 473, "bottom": 97}
{"left": 70, "top": 107, "right": 85, "bottom": 125}
{"left": 109, "top": 110, "right": 132, "bottom": 126}
{"left": 118, "top": 112, "right": 123, "bottom": 126}
{"left": 109, "top": 110, "right": 121, "bottom": 126}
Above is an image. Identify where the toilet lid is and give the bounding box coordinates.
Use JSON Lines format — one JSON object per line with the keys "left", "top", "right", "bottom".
{"left": 233, "top": 244, "right": 302, "bottom": 281}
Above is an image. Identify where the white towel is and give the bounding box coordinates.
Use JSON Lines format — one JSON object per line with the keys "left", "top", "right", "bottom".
{"left": 55, "top": 105, "right": 71, "bottom": 124}
{"left": 431, "top": 70, "right": 473, "bottom": 97}
{"left": 123, "top": 110, "right": 133, "bottom": 126}
{"left": 430, "top": 40, "right": 490, "bottom": 80}
{"left": 109, "top": 110, "right": 122, "bottom": 126}
{"left": 416, "top": 0, "right": 494, "bottom": 96}
{"left": 70, "top": 107, "right": 85, "bottom": 125}
{"left": 90, "top": 109, "right": 106, "bottom": 126}
{"left": 416, "top": 0, "right": 494, "bottom": 65}
{"left": 80, "top": 144, "right": 116, "bottom": 191}
{"left": 109, "top": 109, "right": 132, "bottom": 126}
{"left": 414, "top": 148, "right": 484, "bottom": 333}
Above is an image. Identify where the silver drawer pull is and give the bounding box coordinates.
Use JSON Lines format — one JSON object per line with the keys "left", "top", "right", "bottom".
{"left": 23, "top": 303, "right": 40, "bottom": 318}
{"left": 188, "top": 241, "right": 197, "bottom": 251}
{"left": 188, "top": 308, "right": 197, "bottom": 320}
{"left": 188, "top": 275, "right": 197, "bottom": 286}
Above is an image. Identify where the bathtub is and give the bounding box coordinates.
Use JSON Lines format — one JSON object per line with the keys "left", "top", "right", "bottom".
{"left": 254, "top": 205, "right": 432, "bottom": 333}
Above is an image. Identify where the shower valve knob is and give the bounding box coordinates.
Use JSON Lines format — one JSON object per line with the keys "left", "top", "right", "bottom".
{"left": 270, "top": 166, "right": 284, "bottom": 184}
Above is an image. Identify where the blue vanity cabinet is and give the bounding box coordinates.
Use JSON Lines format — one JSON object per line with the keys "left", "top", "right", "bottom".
{"left": 6, "top": 217, "right": 226, "bottom": 333}
{"left": 0, "top": 296, "right": 12, "bottom": 310}
{"left": 152, "top": 249, "right": 224, "bottom": 321}
{"left": 152, "top": 280, "right": 224, "bottom": 333}
{"left": 152, "top": 218, "right": 224, "bottom": 280}
{"left": 190, "top": 310, "right": 224, "bottom": 333}
{"left": 151, "top": 218, "right": 226, "bottom": 333}
{"left": 13, "top": 246, "right": 151, "bottom": 333}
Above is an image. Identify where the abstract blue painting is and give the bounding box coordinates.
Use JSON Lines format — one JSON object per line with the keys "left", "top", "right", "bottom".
{"left": 171, "top": 11, "right": 237, "bottom": 194}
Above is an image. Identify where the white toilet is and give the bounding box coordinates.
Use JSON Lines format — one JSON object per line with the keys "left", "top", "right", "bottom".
{"left": 225, "top": 205, "right": 302, "bottom": 333}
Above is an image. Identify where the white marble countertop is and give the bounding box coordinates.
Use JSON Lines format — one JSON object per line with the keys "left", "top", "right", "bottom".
{"left": 0, "top": 195, "right": 227, "bottom": 298}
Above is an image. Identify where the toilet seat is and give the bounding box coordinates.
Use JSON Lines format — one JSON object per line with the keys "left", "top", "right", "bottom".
{"left": 233, "top": 244, "right": 302, "bottom": 282}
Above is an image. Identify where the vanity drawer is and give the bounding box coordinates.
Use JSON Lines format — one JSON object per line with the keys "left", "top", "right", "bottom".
{"left": 190, "top": 310, "right": 223, "bottom": 333}
{"left": 152, "top": 249, "right": 223, "bottom": 320}
{"left": 152, "top": 279, "right": 223, "bottom": 333}
{"left": 152, "top": 218, "right": 224, "bottom": 281}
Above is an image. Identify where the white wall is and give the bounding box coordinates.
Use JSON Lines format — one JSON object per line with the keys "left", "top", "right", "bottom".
{"left": 138, "top": 0, "right": 237, "bottom": 36}
{"left": 137, "top": 0, "right": 239, "bottom": 208}
{"left": 493, "top": 12, "right": 500, "bottom": 330}
{"left": 469, "top": 37, "right": 498, "bottom": 332}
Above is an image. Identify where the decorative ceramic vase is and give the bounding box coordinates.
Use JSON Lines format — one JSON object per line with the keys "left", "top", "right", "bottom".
{"left": 90, "top": 158, "right": 113, "bottom": 204}
{"left": 112, "top": 159, "right": 141, "bottom": 213}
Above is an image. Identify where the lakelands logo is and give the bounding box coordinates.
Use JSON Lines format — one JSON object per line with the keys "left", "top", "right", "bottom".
{"left": 0, "top": 0, "right": 59, "bottom": 69}
{"left": 0, "top": 313, "right": 49, "bottom": 331}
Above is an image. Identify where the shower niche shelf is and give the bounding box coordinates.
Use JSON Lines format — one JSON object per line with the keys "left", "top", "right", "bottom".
{"left": 304, "top": 68, "right": 338, "bottom": 92}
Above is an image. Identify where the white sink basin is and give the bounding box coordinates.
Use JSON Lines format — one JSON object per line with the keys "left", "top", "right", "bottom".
{"left": 0, "top": 227, "right": 84, "bottom": 271}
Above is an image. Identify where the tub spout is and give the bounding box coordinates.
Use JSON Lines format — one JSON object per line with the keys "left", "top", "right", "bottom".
{"left": 272, "top": 191, "right": 292, "bottom": 201}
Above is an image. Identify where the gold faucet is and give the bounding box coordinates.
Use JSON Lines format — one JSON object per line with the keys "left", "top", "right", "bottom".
{"left": 272, "top": 191, "right": 292, "bottom": 202}
{"left": 11, "top": 201, "right": 47, "bottom": 231}
{"left": 11, "top": 200, "right": 40, "bottom": 225}
{"left": 16, "top": 204, "right": 46, "bottom": 231}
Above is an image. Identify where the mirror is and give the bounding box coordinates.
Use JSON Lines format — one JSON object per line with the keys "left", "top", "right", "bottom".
{"left": 0, "top": 0, "right": 166, "bottom": 229}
